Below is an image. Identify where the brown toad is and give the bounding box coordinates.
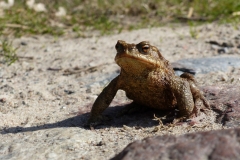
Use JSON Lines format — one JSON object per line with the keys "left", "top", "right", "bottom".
{"left": 88, "top": 40, "right": 209, "bottom": 124}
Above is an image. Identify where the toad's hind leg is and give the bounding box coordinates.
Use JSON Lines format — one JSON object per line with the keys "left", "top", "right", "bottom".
{"left": 180, "top": 73, "right": 210, "bottom": 115}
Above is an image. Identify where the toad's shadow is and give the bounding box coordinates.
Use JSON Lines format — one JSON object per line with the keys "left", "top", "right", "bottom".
{"left": 1, "top": 104, "right": 169, "bottom": 134}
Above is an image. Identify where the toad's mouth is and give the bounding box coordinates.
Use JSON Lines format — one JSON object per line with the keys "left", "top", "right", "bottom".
{"left": 115, "top": 52, "right": 160, "bottom": 68}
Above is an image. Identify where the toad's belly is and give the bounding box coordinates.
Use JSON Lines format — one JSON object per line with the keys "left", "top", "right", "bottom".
{"left": 122, "top": 83, "right": 176, "bottom": 110}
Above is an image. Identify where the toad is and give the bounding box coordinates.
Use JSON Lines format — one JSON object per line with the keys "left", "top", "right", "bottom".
{"left": 88, "top": 40, "right": 209, "bottom": 124}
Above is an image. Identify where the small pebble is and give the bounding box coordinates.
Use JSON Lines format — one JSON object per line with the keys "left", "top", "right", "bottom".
{"left": 20, "top": 42, "right": 27, "bottom": 45}
{"left": 0, "top": 98, "right": 6, "bottom": 103}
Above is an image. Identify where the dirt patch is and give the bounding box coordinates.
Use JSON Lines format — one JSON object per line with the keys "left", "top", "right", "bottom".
{"left": 0, "top": 24, "right": 240, "bottom": 159}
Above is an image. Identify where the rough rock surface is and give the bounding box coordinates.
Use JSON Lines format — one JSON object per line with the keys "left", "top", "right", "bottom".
{"left": 0, "top": 24, "right": 240, "bottom": 159}
{"left": 112, "top": 128, "right": 240, "bottom": 160}
{"left": 203, "top": 85, "right": 240, "bottom": 128}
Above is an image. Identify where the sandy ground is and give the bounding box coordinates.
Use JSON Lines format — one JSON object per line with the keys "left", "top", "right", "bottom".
{"left": 0, "top": 24, "right": 240, "bottom": 159}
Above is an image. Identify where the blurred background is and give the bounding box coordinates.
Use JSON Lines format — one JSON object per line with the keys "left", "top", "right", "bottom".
{"left": 0, "top": 0, "right": 239, "bottom": 37}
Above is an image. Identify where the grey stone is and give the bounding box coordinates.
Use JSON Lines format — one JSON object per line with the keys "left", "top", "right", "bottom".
{"left": 173, "top": 56, "right": 240, "bottom": 75}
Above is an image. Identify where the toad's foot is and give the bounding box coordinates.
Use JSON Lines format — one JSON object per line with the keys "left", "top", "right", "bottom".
{"left": 192, "top": 96, "right": 211, "bottom": 117}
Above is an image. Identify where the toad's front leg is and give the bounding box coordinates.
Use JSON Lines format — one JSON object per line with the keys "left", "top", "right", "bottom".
{"left": 170, "top": 77, "right": 195, "bottom": 118}
{"left": 88, "top": 76, "right": 120, "bottom": 124}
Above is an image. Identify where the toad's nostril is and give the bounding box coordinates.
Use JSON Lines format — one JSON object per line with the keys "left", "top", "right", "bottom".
{"left": 115, "top": 40, "right": 125, "bottom": 52}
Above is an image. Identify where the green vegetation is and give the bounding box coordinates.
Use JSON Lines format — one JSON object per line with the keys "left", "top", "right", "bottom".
{"left": 0, "top": 39, "right": 18, "bottom": 65}
{"left": 0, "top": 0, "right": 239, "bottom": 37}
{"left": 188, "top": 22, "right": 199, "bottom": 39}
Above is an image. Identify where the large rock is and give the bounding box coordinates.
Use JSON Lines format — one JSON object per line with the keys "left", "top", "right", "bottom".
{"left": 112, "top": 128, "right": 240, "bottom": 160}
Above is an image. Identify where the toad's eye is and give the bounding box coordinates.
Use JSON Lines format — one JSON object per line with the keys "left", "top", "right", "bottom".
{"left": 142, "top": 45, "right": 150, "bottom": 53}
